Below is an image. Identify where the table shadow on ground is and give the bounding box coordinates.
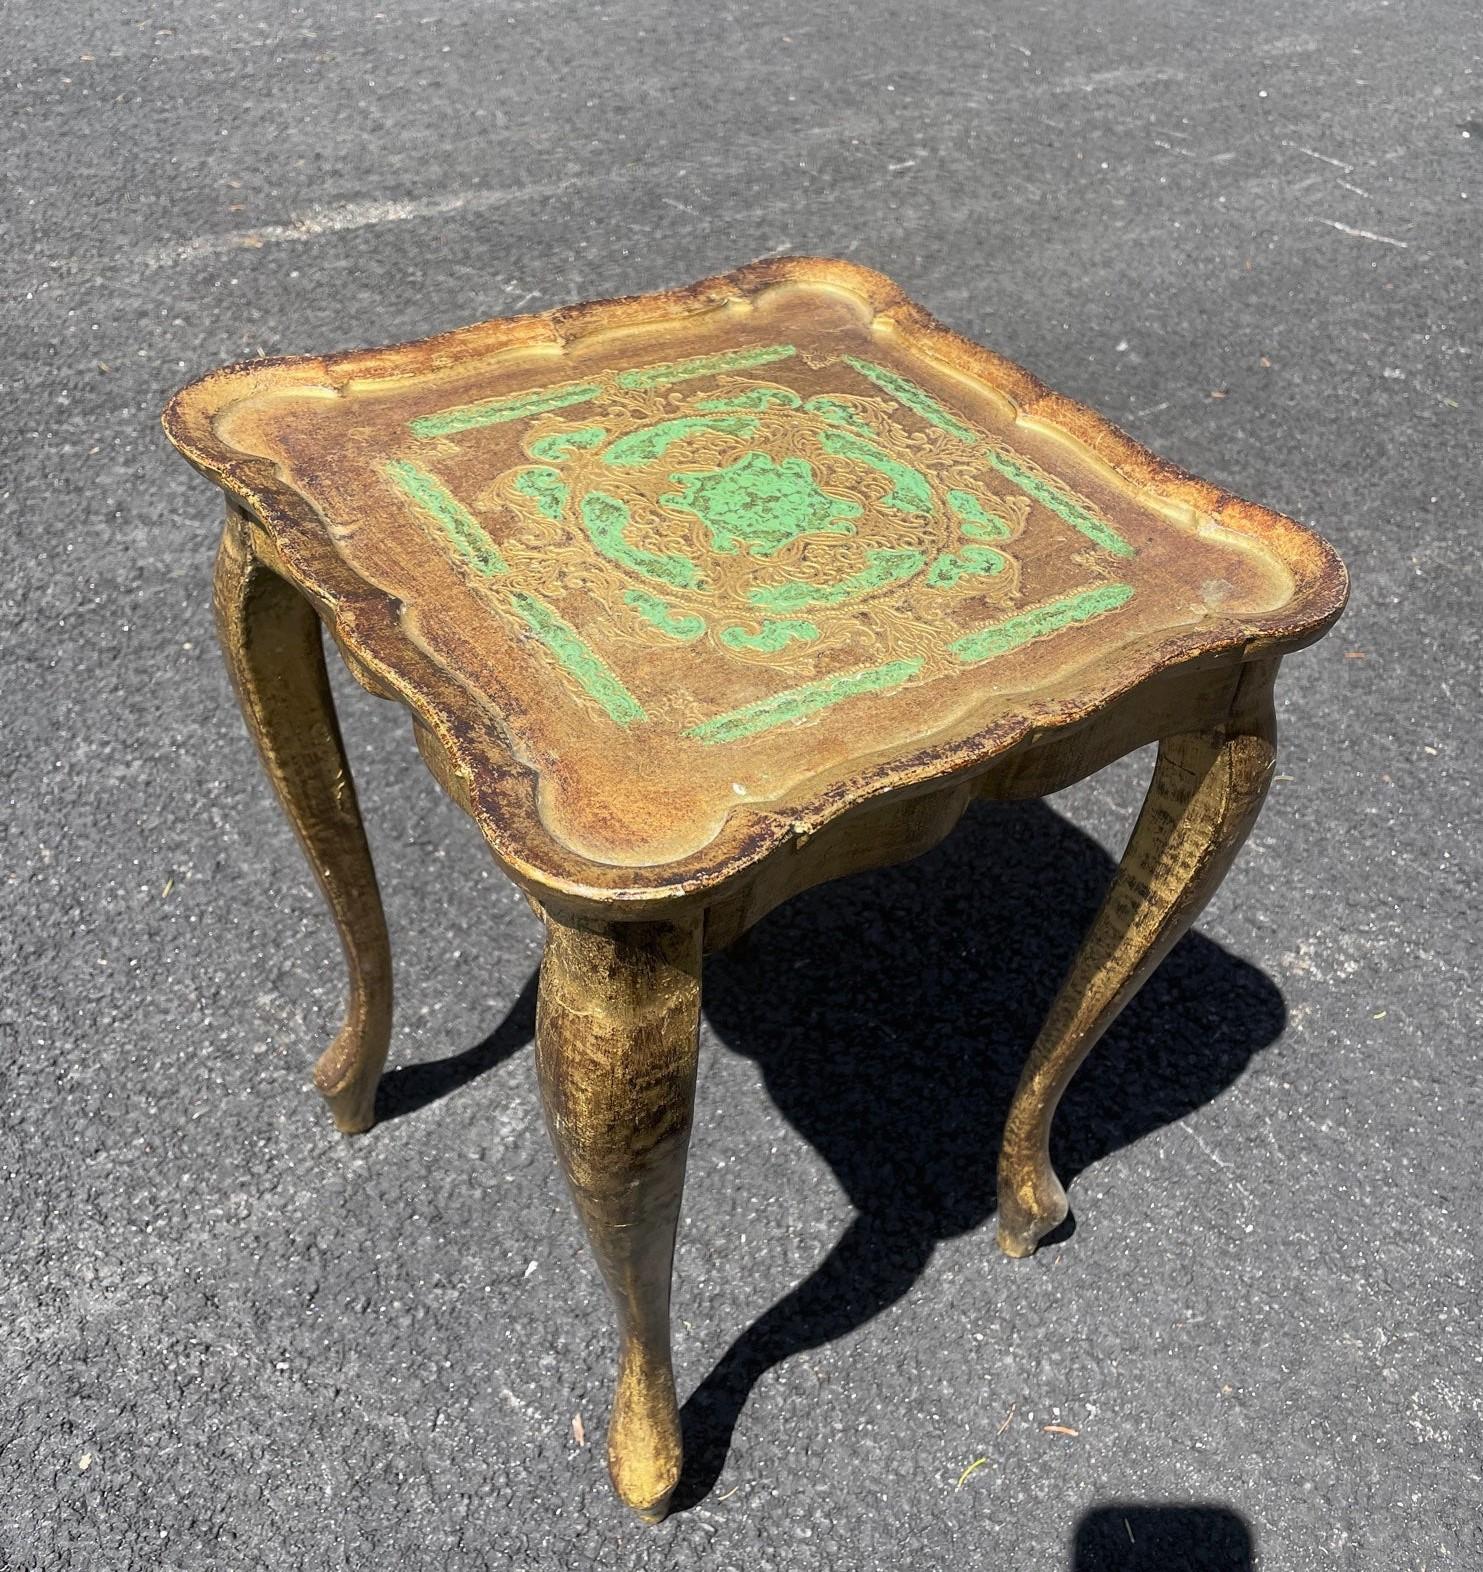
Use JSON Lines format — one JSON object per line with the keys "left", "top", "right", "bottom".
{"left": 375, "top": 796, "right": 1285, "bottom": 1512}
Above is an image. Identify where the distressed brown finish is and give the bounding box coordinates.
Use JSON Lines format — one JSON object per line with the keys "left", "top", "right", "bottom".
{"left": 996, "top": 659, "right": 1280, "bottom": 1257}
{"left": 212, "top": 507, "right": 393, "bottom": 1134}
{"left": 535, "top": 914, "right": 702, "bottom": 1521}
{"left": 166, "top": 257, "right": 1346, "bottom": 1518}
{"left": 165, "top": 256, "right": 1345, "bottom": 912}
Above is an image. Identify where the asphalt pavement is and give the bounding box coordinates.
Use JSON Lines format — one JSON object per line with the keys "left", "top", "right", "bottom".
{"left": 1, "top": 2, "right": 1479, "bottom": 1568}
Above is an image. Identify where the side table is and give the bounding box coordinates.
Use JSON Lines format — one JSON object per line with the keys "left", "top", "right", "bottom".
{"left": 164, "top": 257, "right": 1346, "bottom": 1519}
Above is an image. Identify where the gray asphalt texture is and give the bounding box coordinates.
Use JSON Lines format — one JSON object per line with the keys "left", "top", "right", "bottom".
{"left": 2, "top": 2, "right": 1480, "bottom": 1568}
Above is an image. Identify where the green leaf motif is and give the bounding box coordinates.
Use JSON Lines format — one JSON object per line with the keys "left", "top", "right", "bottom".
{"left": 695, "top": 387, "right": 802, "bottom": 412}
{"left": 948, "top": 489, "right": 1014, "bottom": 541}
{"left": 580, "top": 491, "right": 705, "bottom": 591}
{"left": 950, "top": 583, "right": 1135, "bottom": 663}
{"left": 749, "top": 547, "right": 926, "bottom": 612}
{"left": 615, "top": 344, "right": 797, "bottom": 391}
{"left": 528, "top": 426, "right": 607, "bottom": 462}
{"left": 925, "top": 544, "right": 1007, "bottom": 587}
{"left": 602, "top": 416, "right": 758, "bottom": 468}
{"left": 409, "top": 381, "right": 600, "bottom": 439}
{"left": 507, "top": 591, "right": 646, "bottom": 726}
{"left": 384, "top": 458, "right": 508, "bottom": 577}
{"left": 804, "top": 395, "right": 879, "bottom": 436}
{"left": 841, "top": 357, "right": 976, "bottom": 443}
{"left": 817, "top": 430, "right": 934, "bottom": 516}
{"left": 981, "top": 447, "right": 1136, "bottom": 558}
{"left": 512, "top": 466, "right": 568, "bottom": 522}
{"left": 689, "top": 658, "right": 923, "bottom": 744}
{"left": 623, "top": 589, "right": 707, "bottom": 642}
{"left": 718, "top": 618, "right": 820, "bottom": 652}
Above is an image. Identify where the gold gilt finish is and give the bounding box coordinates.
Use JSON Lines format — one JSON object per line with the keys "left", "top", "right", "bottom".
{"left": 212, "top": 513, "right": 392, "bottom": 1134}
{"left": 164, "top": 257, "right": 1347, "bottom": 1519}
{"left": 995, "top": 658, "right": 1279, "bottom": 1257}
{"left": 535, "top": 914, "right": 702, "bottom": 1521}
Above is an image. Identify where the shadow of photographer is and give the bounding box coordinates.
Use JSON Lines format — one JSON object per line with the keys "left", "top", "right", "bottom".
{"left": 1073, "top": 1502, "right": 1254, "bottom": 1570}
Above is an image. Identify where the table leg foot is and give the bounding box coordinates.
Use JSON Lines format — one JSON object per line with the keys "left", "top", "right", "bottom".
{"left": 319, "top": 1070, "right": 380, "bottom": 1135}
{"left": 996, "top": 663, "right": 1278, "bottom": 1258}
{"left": 612, "top": 1347, "right": 681, "bottom": 1521}
{"left": 535, "top": 911, "right": 702, "bottom": 1520}
{"left": 997, "top": 1171, "right": 1068, "bottom": 1259}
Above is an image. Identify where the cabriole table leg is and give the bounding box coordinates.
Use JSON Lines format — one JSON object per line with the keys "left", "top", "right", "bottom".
{"left": 534, "top": 911, "right": 703, "bottom": 1521}
{"left": 212, "top": 509, "right": 393, "bottom": 1133}
{"left": 996, "top": 661, "right": 1279, "bottom": 1257}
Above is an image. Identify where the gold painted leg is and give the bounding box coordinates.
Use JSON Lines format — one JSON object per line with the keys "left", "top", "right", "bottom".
{"left": 212, "top": 509, "right": 393, "bottom": 1134}
{"left": 996, "top": 663, "right": 1279, "bottom": 1258}
{"left": 535, "top": 912, "right": 703, "bottom": 1523}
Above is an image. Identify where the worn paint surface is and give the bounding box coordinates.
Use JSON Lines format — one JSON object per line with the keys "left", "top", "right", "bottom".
{"left": 385, "top": 458, "right": 508, "bottom": 576}
{"left": 409, "top": 379, "right": 601, "bottom": 439}
{"left": 842, "top": 356, "right": 977, "bottom": 443}
{"left": 688, "top": 658, "right": 923, "bottom": 744}
{"left": 615, "top": 343, "right": 797, "bottom": 390}
{"left": 663, "top": 453, "right": 862, "bottom": 555}
{"left": 982, "top": 446, "right": 1136, "bottom": 558}
{"left": 509, "top": 590, "right": 646, "bottom": 726}
{"left": 624, "top": 589, "right": 706, "bottom": 642}
{"left": 201, "top": 263, "right": 1310, "bottom": 869}
{"left": 718, "top": 617, "right": 819, "bottom": 652}
{"left": 950, "top": 583, "right": 1136, "bottom": 663}
{"left": 385, "top": 349, "right": 1159, "bottom": 744}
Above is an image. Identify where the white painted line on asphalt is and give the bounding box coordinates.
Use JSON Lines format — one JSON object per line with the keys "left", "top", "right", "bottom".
{"left": 133, "top": 178, "right": 593, "bottom": 273}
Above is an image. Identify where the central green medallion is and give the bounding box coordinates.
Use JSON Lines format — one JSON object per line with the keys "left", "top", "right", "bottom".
{"left": 387, "top": 348, "right": 1140, "bottom": 738}
{"left": 661, "top": 453, "right": 862, "bottom": 558}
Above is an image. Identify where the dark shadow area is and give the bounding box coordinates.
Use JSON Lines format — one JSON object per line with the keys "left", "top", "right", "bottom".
{"left": 374, "top": 968, "right": 539, "bottom": 1124}
{"left": 1073, "top": 1503, "right": 1254, "bottom": 1570}
{"left": 674, "top": 797, "right": 1285, "bottom": 1508}
{"left": 380, "top": 797, "right": 1285, "bottom": 1513}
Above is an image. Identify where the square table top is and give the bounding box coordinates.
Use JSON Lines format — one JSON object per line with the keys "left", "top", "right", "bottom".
{"left": 165, "top": 257, "right": 1345, "bottom": 904}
